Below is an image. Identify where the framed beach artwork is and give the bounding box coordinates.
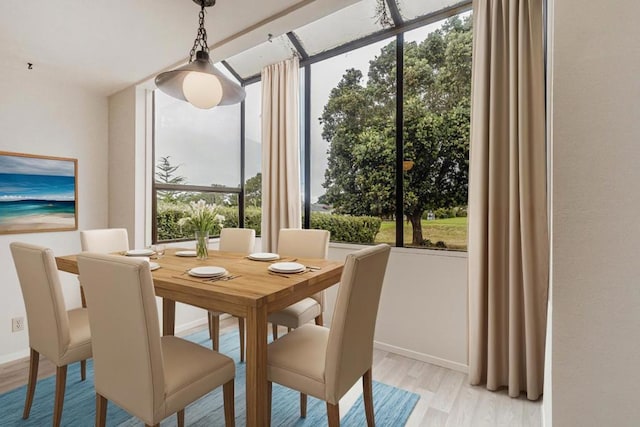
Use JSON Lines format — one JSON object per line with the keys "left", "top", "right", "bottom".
{"left": 0, "top": 151, "right": 78, "bottom": 234}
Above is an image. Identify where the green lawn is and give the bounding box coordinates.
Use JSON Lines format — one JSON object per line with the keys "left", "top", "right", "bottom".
{"left": 375, "top": 217, "right": 468, "bottom": 250}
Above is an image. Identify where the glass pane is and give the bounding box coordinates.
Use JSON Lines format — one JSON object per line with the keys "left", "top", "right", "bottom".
{"left": 398, "top": 0, "right": 469, "bottom": 21}
{"left": 294, "top": 0, "right": 388, "bottom": 56}
{"left": 243, "top": 82, "right": 262, "bottom": 236}
{"left": 154, "top": 89, "right": 241, "bottom": 188}
{"left": 402, "top": 13, "right": 471, "bottom": 250}
{"left": 156, "top": 190, "right": 239, "bottom": 242}
{"left": 309, "top": 36, "right": 396, "bottom": 245}
{"left": 225, "top": 34, "right": 296, "bottom": 80}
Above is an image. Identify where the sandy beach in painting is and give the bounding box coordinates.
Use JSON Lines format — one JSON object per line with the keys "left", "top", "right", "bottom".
{"left": 0, "top": 213, "right": 75, "bottom": 232}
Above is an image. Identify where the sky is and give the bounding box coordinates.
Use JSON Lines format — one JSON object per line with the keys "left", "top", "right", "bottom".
{"left": 0, "top": 154, "right": 74, "bottom": 177}
{"left": 154, "top": 4, "right": 470, "bottom": 202}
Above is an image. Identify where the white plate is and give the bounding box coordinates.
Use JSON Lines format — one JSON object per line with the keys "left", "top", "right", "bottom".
{"left": 149, "top": 262, "right": 160, "bottom": 271}
{"left": 268, "top": 262, "right": 306, "bottom": 274}
{"left": 175, "top": 250, "right": 197, "bottom": 257}
{"left": 188, "top": 266, "right": 227, "bottom": 278}
{"left": 125, "top": 249, "right": 154, "bottom": 256}
{"left": 248, "top": 252, "right": 280, "bottom": 261}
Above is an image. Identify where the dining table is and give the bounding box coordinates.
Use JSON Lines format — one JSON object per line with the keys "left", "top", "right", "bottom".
{"left": 55, "top": 248, "right": 343, "bottom": 426}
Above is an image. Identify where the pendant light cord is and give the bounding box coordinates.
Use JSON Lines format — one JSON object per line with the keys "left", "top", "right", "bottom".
{"left": 189, "top": 1, "right": 209, "bottom": 62}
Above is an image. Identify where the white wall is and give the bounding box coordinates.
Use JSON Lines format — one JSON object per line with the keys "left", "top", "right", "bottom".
{"left": 108, "top": 86, "right": 147, "bottom": 247}
{"left": 551, "top": 0, "right": 640, "bottom": 425}
{"left": 0, "top": 61, "right": 108, "bottom": 363}
{"left": 543, "top": 1, "right": 555, "bottom": 424}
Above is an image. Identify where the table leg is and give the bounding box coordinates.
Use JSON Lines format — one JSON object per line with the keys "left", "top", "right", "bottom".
{"left": 162, "top": 298, "right": 176, "bottom": 336}
{"left": 246, "top": 303, "right": 268, "bottom": 426}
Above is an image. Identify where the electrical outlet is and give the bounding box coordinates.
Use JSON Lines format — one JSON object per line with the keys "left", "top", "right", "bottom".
{"left": 11, "top": 317, "right": 25, "bottom": 332}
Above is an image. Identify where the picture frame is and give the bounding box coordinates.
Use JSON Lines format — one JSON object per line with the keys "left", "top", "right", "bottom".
{"left": 0, "top": 151, "right": 78, "bottom": 234}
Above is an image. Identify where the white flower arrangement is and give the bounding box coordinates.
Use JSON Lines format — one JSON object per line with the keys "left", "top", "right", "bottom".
{"left": 177, "top": 199, "right": 225, "bottom": 233}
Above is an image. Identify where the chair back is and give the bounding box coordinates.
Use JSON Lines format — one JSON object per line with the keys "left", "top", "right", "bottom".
{"left": 10, "top": 242, "right": 71, "bottom": 363}
{"left": 77, "top": 253, "right": 164, "bottom": 422}
{"left": 278, "top": 228, "right": 329, "bottom": 259}
{"left": 278, "top": 228, "right": 330, "bottom": 305}
{"left": 219, "top": 227, "right": 256, "bottom": 254}
{"left": 80, "top": 228, "right": 130, "bottom": 253}
{"left": 324, "top": 244, "right": 390, "bottom": 403}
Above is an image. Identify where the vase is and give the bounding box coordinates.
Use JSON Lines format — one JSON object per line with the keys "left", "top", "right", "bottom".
{"left": 195, "top": 231, "right": 209, "bottom": 260}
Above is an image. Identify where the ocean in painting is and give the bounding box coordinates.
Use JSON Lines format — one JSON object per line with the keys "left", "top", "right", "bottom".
{"left": 0, "top": 172, "right": 75, "bottom": 224}
{"left": 0, "top": 199, "right": 75, "bottom": 220}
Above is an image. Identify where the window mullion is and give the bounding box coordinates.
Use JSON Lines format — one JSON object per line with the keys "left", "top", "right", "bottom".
{"left": 304, "top": 65, "right": 311, "bottom": 229}
{"left": 395, "top": 33, "right": 404, "bottom": 248}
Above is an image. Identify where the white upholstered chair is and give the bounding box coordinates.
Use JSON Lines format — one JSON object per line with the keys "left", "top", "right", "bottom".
{"left": 267, "top": 244, "right": 390, "bottom": 426}
{"left": 10, "top": 242, "right": 92, "bottom": 427}
{"left": 77, "top": 253, "right": 236, "bottom": 427}
{"left": 79, "top": 228, "right": 130, "bottom": 307}
{"left": 218, "top": 227, "right": 256, "bottom": 254}
{"left": 79, "top": 228, "right": 129, "bottom": 253}
{"left": 269, "top": 228, "right": 330, "bottom": 340}
{"left": 208, "top": 227, "right": 256, "bottom": 361}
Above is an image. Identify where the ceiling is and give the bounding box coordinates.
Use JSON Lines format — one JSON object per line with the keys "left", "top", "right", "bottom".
{"left": 0, "top": 0, "right": 357, "bottom": 95}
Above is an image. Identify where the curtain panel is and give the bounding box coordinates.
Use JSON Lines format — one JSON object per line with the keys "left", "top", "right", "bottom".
{"left": 468, "top": 0, "right": 549, "bottom": 400}
{"left": 261, "top": 57, "right": 302, "bottom": 252}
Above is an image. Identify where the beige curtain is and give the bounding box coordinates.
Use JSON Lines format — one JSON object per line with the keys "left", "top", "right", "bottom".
{"left": 261, "top": 57, "right": 301, "bottom": 252}
{"left": 468, "top": 0, "right": 548, "bottom": 400}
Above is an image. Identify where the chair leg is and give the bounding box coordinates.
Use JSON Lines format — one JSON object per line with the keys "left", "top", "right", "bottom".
{"left": 23, "top": 348, "right": 39, "bottom": 419}
{"left": 80, "top": 285, "right": 88, "bottom": 308}
{"left": 53, "top": 365, "right": 68, "bottom": 427}
{"left": 267, "top": 381, "right": 273, "bottom": 426}
{"left": 300, "top": 393, "right": 308, "bottom": 418}
{"left": 177, "top": 409, "right": 185, "bottom": 427}
{"left": 209, "top": 312, "right": 220, "bottom": 351}
{"left": 238, "top": 317, "right": 245, "bottom": 362}
{"left": 272, "top": 323, "right": 278, "bottom": 340}
{"left": 96, "top": 393, "right": 108, "bottom": 427}
{"left": 363, "top": 368, "right": 375, "bottom": 427}
{"left": 327, "top": 402, "right": 340, "bottom": 427}
{"left": 223, "top": 379, "right": 235, "bottom": 427}
{"left": 81, "top": 360, "right": 87, "bottom": 381}
{"left": 287, "top": 327, "right": 292, "bottom": 333}
{"left": 315, "top": 313, "right": 324, "bottom": 326}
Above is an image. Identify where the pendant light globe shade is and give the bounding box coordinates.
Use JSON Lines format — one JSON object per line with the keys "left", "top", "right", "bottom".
{"left": 183, "top": 72, "right": 223, "bottom": 109}
{"left": 155, "top": 51, "right": 245, "bottom": 109}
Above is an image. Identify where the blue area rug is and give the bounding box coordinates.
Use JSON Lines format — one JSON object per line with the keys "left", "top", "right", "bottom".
{"left": 0, "top": 329, "right": 419, "bottom": 426}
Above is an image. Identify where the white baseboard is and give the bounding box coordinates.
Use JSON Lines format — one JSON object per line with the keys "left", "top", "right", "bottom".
{"left": 174, "top": 317, "right": 211, "bottom": 335}
{"left": 0, "top": 349, "right": 30, "bottom": 365}
{"left": 374, "top": 340, "right": 469, "bottom": 373}
{"left": 173, "top": 314, "right": 232, "bottom": 335}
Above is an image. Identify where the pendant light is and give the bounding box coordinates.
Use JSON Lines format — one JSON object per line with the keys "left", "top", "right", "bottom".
{"left": 155, "top": 0, "right": 245, "bottom": 109}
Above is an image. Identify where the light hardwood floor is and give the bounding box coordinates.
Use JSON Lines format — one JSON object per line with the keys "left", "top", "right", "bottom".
{"left": 0, "top": 317, "right": 542, "bottom": 426}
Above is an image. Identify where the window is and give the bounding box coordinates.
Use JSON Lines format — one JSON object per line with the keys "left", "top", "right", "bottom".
{"left": 401, "top": 14, "right": 471, "bottom": 250}
{"left": 153, "top": 88, "right": 241, "bottom": 242}
{"left": 308, "top": 37, "right": 397, "bottom": 246}
{"left": 151, "top": 1, "right": 471, "bottom": 250}
{"left": 306, "top": 12, "right": 471, "bottom": 250}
